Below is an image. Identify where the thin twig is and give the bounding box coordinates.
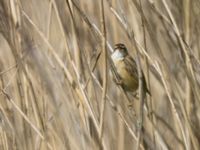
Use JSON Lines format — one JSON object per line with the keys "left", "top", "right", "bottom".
{"left": 137, "top": 0, "right": 156, "bottom": 149}
{"left": 136, "top": 1, "right": 147, "bottom": 149}
{"left": 66, "top": 0, "right": 83, "bottom": 79}
{"left": 0, "top": 64, "right": 17, "bottom": 76}
{"left": 99, "top": 0, "right": 108, "bottom": 142}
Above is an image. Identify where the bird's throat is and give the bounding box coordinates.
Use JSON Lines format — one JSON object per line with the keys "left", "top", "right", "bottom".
{"left": 111, "top": 50, "right": 124, "bottom": 61}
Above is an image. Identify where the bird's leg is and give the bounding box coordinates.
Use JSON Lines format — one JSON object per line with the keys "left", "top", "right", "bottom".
{"left": 113, "top": 75, "right": 123, "bottom": 86}
{"left": 127, "top": 92, "right": 138, "bottom": 107}
{"left": 133, "top": 91, "right": 139, "bottom": 98}
{"left": 127, "top": 102, "right": 136, "bottom": 116}
{"left": 128, "top": 102, "right": 134, "bottom": 108}
{"left": 115, "top": 79, "right": 123, "bottom": 85}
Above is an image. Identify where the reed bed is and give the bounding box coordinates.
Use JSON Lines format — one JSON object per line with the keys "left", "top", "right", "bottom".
{"left": 0, "top": 0, "right": 200, "bottom": 149}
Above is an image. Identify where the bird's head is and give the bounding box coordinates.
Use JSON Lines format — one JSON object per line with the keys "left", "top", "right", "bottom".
{"left": 112, "top": 43, "right": 128, "bottom": 60}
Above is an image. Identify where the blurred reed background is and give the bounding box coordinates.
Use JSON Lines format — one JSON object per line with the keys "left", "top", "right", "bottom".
{"left": 0, "top": 0, "right": 200, "bottom": 149}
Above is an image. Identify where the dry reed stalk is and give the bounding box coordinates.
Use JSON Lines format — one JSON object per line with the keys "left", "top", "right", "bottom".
{"left": 99, "top": 0, "right": 108, "bottom": 142}
{"left": 0, "top": 0, "right": 200, "bottom": 149}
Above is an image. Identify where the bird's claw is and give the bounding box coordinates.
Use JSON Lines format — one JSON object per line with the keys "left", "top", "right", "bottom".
{"left": 115, "top": 79, "right": 123, "bottom": 85}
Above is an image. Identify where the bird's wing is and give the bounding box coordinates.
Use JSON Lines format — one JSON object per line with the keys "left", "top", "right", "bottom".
{"left": 124, "top": 55, "right": 138, "bottom": 78}
{"left": 125, "top": 56, "right": 151, "bottom": 95}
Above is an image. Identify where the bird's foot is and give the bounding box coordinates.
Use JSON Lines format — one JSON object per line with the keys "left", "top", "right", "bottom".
{"left": 115, "top": 79, "right": 123, "bottom": 85}
{"left": 128, "top": 102, "right": 133, "bottom": 107}
{"left": 127, "top": 102, "right": 136, "bottom": 116}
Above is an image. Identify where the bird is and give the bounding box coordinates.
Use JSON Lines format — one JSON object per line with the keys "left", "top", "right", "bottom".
{"left": 111, "top": 43, "right": 150, "bottom": 95}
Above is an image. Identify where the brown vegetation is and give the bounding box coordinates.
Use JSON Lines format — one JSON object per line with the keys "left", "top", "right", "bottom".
{"left": 0, "top": 0, "right": 200, "bottom": 149}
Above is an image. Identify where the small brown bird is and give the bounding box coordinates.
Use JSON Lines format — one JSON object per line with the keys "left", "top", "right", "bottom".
{"left": 111, "top": 43, "right": 149, "bottom": 94}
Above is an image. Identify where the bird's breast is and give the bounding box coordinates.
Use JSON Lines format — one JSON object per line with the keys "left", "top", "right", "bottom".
{"left": 113, "top": 59, "right": 138, "bottom": 91}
